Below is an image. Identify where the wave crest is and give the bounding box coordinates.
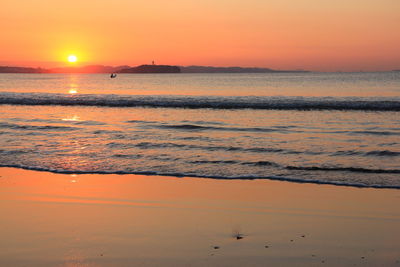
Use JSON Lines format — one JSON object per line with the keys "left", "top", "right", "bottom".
{"left": 1, "top": 92, "right": 400, "bottom": 111}
{"left": 1, "top": 164, "right": 399, "bottom": 189}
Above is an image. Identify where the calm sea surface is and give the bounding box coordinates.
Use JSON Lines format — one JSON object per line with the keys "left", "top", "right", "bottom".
{"left": 0, "top": 72, "right": 399, "bottom": 188}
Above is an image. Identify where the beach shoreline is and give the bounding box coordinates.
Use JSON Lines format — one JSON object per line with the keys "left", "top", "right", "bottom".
{"left": 1, "top": 167, "right": 399, "bottom": 266}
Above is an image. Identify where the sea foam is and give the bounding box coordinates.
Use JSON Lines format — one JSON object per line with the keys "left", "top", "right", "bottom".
{"left": 1, "top": 92, "right": 400, "bottom": 111}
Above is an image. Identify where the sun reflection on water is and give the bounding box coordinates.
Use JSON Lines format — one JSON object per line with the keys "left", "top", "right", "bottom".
{"left": 68, "top": 79, "right": 79, "bottom": 94}
{"left": 62, "top": 115, "right": 81, "bottom": 121}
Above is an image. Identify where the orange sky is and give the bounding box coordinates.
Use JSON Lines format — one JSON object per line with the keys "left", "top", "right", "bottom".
{"left": 1, "top": 0, "right": 399, "bottom": 71}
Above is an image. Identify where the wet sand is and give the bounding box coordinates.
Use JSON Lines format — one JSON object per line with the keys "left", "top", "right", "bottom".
{"left": 0, "top": 167, "right": 399, "bottom": 266}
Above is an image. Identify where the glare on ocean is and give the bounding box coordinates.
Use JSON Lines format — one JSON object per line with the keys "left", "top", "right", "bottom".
{"left": 62, "top": 115, "right": 81, "bottom": 122}
{"left": 68, "top": 82, "right": 78, "bottom": 94}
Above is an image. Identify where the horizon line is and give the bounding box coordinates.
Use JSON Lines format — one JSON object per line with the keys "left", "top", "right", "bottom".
{"left": 1, "top": 63, "right": 399, "bottom": 73}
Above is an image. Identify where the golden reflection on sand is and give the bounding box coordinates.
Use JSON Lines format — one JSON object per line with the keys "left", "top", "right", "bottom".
{"left": 1, "top": 167, "right": 400, "bottom": 266}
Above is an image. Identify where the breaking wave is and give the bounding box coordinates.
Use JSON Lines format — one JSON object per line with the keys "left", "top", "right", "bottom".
{"left": 1, "top": 164, "right": 399, "bottom": 189}
{"left": 1, "top": 92, "right": 400, "bottom": 111}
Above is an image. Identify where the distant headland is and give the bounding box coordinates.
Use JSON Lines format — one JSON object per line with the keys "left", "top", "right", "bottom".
{"left": 0, "top": 64, "right": 309, "bottom": 74}
{"left": 119, "top": 65, "right": 181, "bottom": 73}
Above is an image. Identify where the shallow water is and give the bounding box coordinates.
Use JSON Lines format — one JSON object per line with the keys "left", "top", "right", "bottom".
{"left": 1, "top": 72, "right": 399, "bottom": 188}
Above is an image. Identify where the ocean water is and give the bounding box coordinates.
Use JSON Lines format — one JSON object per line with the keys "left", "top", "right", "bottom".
{"left": 0, "top": 72, "right": 399, "bottom": 188}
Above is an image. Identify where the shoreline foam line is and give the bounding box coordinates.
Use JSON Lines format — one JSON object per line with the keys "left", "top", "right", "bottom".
{"left": 1, "top": 165, "right": 399, "bottom": 190}
{"left": 1, "top": 93, "right": 400, "bottom": 111}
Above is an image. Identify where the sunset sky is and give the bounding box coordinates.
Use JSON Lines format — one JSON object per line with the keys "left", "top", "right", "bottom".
{"left": 1, "top": 0, "right": 399, "bottom": 71}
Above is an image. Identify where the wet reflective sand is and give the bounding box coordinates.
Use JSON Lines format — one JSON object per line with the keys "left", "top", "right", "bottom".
{"left": 1, "top": 167, "right": 399, "bottom": 267}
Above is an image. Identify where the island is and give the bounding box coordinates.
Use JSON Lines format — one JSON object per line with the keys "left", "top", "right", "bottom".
{"left": 118, "top": 65, "right": 181, "bottom": 73}
{"left": 180, "top": 65, "right": 308, "bottom": 73}
{"left": 0, "top": 64, "right": 308, "bottom": 74}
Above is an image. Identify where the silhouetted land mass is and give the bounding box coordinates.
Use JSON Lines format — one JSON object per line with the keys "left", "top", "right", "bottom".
{"left": 49, "top": 65, "right": 130, "bottom": 73}
{"left": 180, "top": 66, "right": 309, "bottom": 73}
{"left": 118, "top": 65, "right": 181, "bottom": 73}
{"left": 0, "top": 66, "right": 46, "bottom": 73}
{"left": 0, "top": 65, "right": 129, "bottom": 73}
{"left": 0, "top": 64, "right": 308, "bottom": 73}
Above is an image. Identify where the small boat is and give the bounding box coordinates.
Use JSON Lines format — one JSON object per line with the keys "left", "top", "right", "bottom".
{"left": 110, "top": 73, "right": 117, "bottom": 78}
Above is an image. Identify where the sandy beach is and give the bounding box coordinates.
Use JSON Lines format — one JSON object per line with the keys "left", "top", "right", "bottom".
{"left": 0, "top": 167, "right": 399, "bottom": 266}
{"left": 2, "top": 0, "right": 400, "bottom": 266}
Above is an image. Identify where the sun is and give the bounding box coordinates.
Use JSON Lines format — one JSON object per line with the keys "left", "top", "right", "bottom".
{"left": 67, "top": 55, "right": 77, "bottom": 63}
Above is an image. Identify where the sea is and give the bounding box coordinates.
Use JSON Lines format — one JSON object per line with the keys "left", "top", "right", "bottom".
{"left": 0, "top": 72, "right": 399, "bottom": 188}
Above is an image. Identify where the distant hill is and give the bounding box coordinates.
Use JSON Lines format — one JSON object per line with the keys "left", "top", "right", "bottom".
{"left": 0, "top": 64, "right": 308, "bottom": 74}
{"left": 0, "top": 66, "right": 46, "bottom": 73}
{"left": 0, "top": 65, "right": 129, "bottom": 73}
{"left": 180, "top": 66, "right": 309, "bottom": 73}
{"left": 48, "top": 65, "right": 130, "bottom": 73}
{"left": 118, "top": 65, "right": 181, "bottom": 73}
